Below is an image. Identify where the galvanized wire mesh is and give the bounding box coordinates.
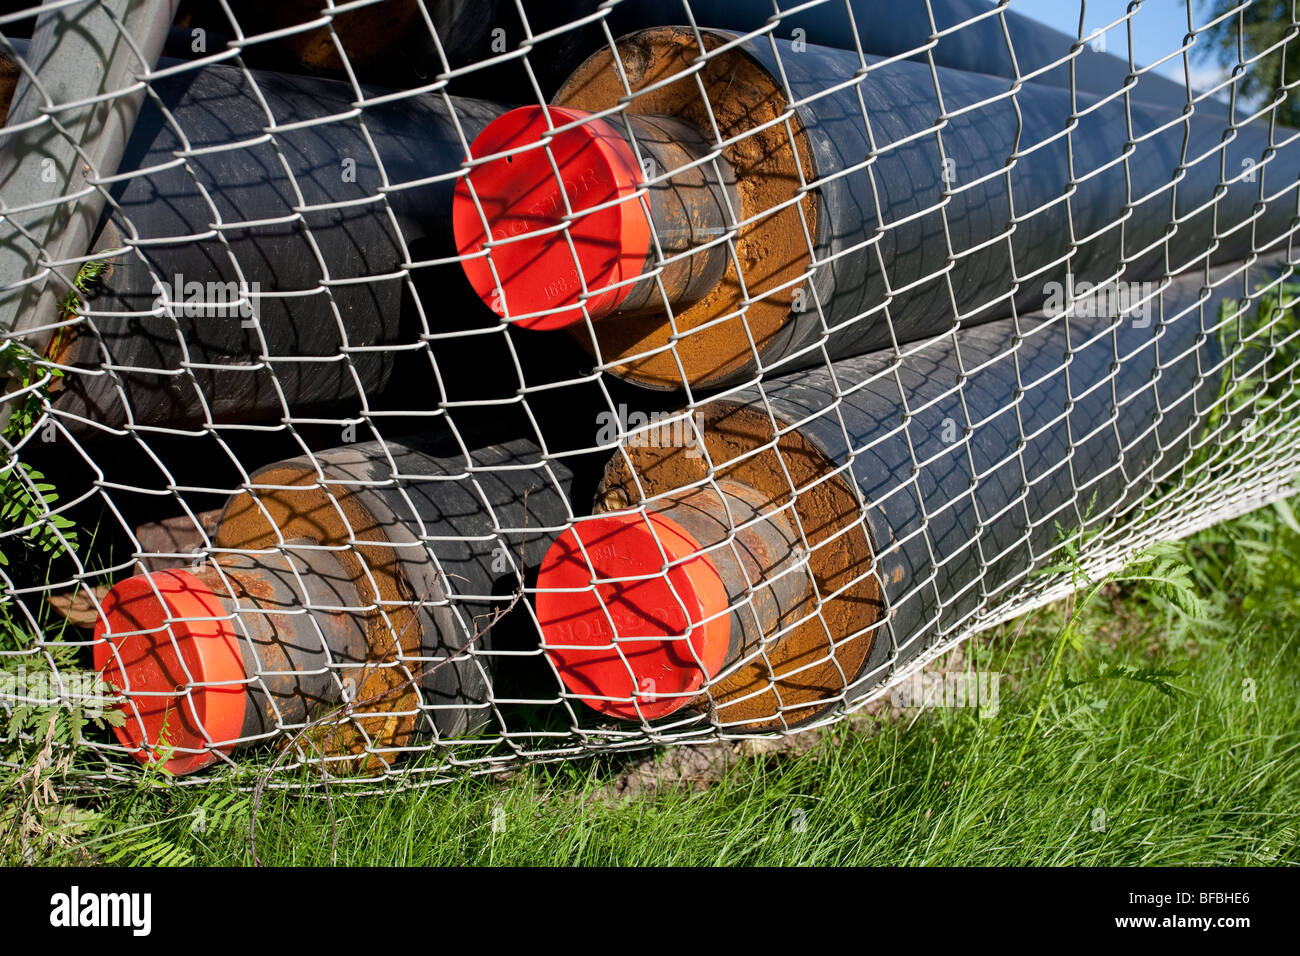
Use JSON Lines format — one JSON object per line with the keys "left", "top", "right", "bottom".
{"left": 1, "top": 0, "right": 1297, "bottom": 790}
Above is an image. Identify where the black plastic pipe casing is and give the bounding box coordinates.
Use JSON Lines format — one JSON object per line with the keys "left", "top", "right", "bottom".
{"left": 729, "top": 260, "right": 1247, "bottom": 699}
{"left": 605, "top": 0, "right": 1203, "bottom": 111}
{"left": 725, "top": 29, "right": 1297, "bottom": 383}
{"left": 217, "top": 434, "right": 579, "bottom": 739}
{"left": 51, "top": 61, "right": 505, "bottom": 433}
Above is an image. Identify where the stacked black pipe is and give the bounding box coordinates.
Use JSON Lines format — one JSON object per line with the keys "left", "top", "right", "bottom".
{"left": 754, "top": 30, "right": 1294, "bottom": 377}
{"left": 554, "top": 260, "right": 1256, "bottom": 727}
{"left": 747, "top": 265, "right": 1235, "bottom": 695}
{"left": 50, "top": 62, "right": 505, "bottom": 433}
{"left": 2, "top": 1, "right": 1280, "bottom": 770}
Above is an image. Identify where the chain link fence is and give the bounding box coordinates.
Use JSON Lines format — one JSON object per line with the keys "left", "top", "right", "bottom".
{"left": 1, "top": 0, "right": 1297, "bottom": 790}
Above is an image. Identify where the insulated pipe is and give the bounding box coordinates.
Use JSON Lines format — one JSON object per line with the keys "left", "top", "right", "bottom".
{"left": 454, "top": 27, "right": 1298, "bottom": 390}
{"left": 45, "top": 60, "right": 506, "bottom": 434}
{"left": 535, "top": 260, "right": 1242, "bottom": 730}
{"left": 453, "top": 105, "right": 739, "bottom": 330}
{"left": 603, "top": 0, "right": 1203, "bottom": 111}
{"left": 93, "top": 547, "right": 371, "bottom": 776}
{"left": 241, "top": 1, "right": 1204, "bottom": 112}
{"left": 95, "top": 434, "right": 576, "bottom": 775}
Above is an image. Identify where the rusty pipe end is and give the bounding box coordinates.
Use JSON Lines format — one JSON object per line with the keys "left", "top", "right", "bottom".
{"left": 535, "top": 508, "right": 731, "bottom": 720}
{"left": 93, "top": 569, "right": 247, "bottom": 776}
{"left": 93, "top": 548, "right": 364, "bottom": 776}
{"left": 536, "top": 479, "right": 809, "bottom": 721}
{"left": 453, "top": 105, "right": 652, "bottom": 331}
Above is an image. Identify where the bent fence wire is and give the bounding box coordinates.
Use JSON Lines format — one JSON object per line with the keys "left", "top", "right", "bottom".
{"left": 0, "top": 0, "right": 1297, "bottom": 790}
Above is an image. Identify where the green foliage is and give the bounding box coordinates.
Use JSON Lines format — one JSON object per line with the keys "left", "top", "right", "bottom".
{"left": 1014, "top": 525, "right": 1206, "bottom": 763}
{"left": 1184, "top": 277, "right": 1300, "bottom": 480}
{"left": 0, "top": 263, "right": 108, "bottom": 863}
{"left": 1219, "top": 278, "right": 1300, "bottom": 404}
{"left": 1198, "top": 0, "right": 1300, "bottom": 127}
{"left": 22, "top": 783, "right": 258, "bottom": 868}
{"left": 1171, "top": 480, "right": 1300, "bottom": 625}
{"left": 1117, "top": 540, "right": 1208, "bottom": 649}
{"left": 0, "top": 258, "right": 107, "bottom": 568}
{"left": 0, "top": 340, "right": 77, "bottom": 568}
{"left": 0, "top": 600, "right": 125, "bottom": 865}
{"left": 75, "top": 788, "right": 254, "bottom": 868}
{"left": 56, "top": 257, "right": 108, "bottom": 325}
{"left": 1061, "top": 662, "right": 1187, "bottom": 698}
{"left": 0, "top": 461, "right": 78, "bottom": 569}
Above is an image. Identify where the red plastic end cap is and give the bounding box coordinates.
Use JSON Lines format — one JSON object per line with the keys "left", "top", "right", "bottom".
{"left": 536, "top": 511, "right": 730, "bottom": 720}
{"left": 453, "top": 105, "right": 651, "bottom": 331}
{"left": 92, "top": 570, "right": 246, "bottom": 776}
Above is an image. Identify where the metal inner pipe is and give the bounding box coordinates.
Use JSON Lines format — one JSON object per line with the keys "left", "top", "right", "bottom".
{"left": 93, "top": 545, "right": 370, "bottom": 775}
{"left": 211, "top": 434, "right": 579, "bottom": 767}
{"left": 535, "top": 477, "right": 811, "bottom": 719}
{"left": 454, "top": 106, "right": 738, "bottom": 330}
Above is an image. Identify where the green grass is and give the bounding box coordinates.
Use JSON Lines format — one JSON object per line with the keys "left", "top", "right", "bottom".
{"left": 10, "top": 495, "right": 1297, "bottom": 867}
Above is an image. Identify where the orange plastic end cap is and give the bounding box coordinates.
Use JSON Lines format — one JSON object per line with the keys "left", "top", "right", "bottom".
{"left": 536, "top": 511, "right": 730, "bottom": 720}
{"left": 92, "top": 569, "right": 246, "bottom": 776}
{"left": 453, "top": 105, "right": 651, "bottom": 331}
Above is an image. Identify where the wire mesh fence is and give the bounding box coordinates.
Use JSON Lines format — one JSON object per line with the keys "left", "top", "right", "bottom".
{"left": 0, "top": 0, "right": 1297, "bottom": 790}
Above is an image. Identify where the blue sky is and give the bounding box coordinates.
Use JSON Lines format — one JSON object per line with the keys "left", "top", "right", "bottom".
{"left": 1011, "top": 0, "right": 1225, "bottom": 90}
